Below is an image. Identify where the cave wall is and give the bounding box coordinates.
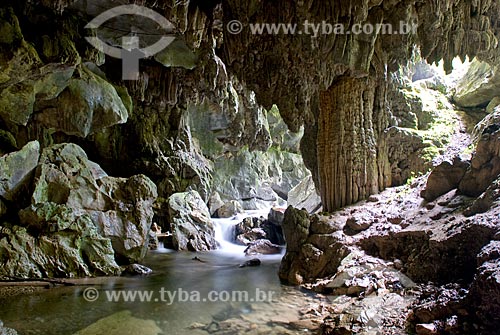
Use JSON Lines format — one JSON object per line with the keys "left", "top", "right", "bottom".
{"left": 222, "top": 0, "right": 500, "bottom": 210}
{"left": 1, "top": 0, "right": 499, "bottom": 214}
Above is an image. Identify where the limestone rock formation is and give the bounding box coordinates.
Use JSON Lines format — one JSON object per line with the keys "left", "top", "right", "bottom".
{"left": 233, "top": 216, "right": 284, "bottom": 246}
{"left": 279, "top": 207, "right": 351, "bottom": 285}
{"left": 459, "top": 127, "right": 500, "bottom": 197}
{"left": 216, "top": 200, "right": 243, "bottom": 218}
{"left": 0, "top": 140, "right": 39, "bottom": 201}
{"left": 223, "top": 0, "right": 500, "bottom": 210}
{"left": 0, "top": 142, "right": 157, "bottom": 279}
{"left": 32, "top": 143, "right": 158, "bottom": 263}
{"left": 33, "top": 65, "right": 129, "bottom": 137}
{"left": 287, "top": 175, "right": 322, "bottom": 214}
{"left": 470, "top": 241, "right": 500, "bottom": 334}
{"left": 73, "top": 310, "right": 162, "bottom": 335}
{"left": 454, "top": 60, "right": 500, "bottom": 108}
{"left": 167, "top": 190, "right": 217, "bottom": 251}
{"left": 2, "top": 205, "right": 121, "bottom": 278}
{"left": 421, "top": 157, "right": 470, "bottom": 202}
{"left": 244, "top": 239, "right": 281, "bottom": 256}
{"left": 0, "top": 320, "right": 17, "bottom": 335}
{"left": 473, "top": 104, "right": 500, "bottom": 143}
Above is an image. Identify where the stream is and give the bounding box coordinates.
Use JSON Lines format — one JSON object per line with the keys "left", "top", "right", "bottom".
{"left": 0, "top": 209, "right": 320, "bottom": 335}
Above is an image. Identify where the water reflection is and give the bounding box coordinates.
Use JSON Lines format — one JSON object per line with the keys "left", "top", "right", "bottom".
{"left": 0, "top": 250, "right": 306, "bottom": 335}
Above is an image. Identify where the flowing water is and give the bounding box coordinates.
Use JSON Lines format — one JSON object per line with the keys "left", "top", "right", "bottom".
{"left": 0, "top": 209, "right": 318, "bottom": 334}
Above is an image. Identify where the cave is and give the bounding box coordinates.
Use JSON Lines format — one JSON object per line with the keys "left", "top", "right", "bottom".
{"left": 0, "top": 0, "right": 499, "bottom": 334}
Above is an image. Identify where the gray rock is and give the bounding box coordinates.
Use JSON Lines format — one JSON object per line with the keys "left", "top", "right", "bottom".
{"left": 72, "top": 310, "right": 162, "bottom": 335}
{"left": 268, "top": 207, "right": 285, "bottom": 225}
{"left": 465, "top": 176, "right": 500, "bottom": 216}
{"left": 239, "top": 258, "right": 261, "bottom": 268}
{"left": 148, "top": 229, "right": 159, "bottom": 250}
{"left": 345, "top": 214, "right": 373, "bottom": 232}
{"left": 416, "top": 323, "right": 438, "bottom": 335}
{"left": 473, "top": 106, "right": 500, "bottom": 143}
{"left": 288, "top": 175, "right": 322, "bottom": 213}
{"left": 454, "top": 60, "right": 500, "bottom": 108}
{"left": 0, "top": 215, "right": 120, "bottom": 278}
{"left": 121, "top": 264, "right": 153, "bottom": 276}
{"left": 0, "top": 319, "right": 18, "bottom": 335}
{"left": 208, "top": 192, "right": 225, "bottom": 217}
{"left": 279, "top": 207, "right": 352, "bottom": 285}
{"left": 421, "top": 157, "right": 470, "bottom": 201}
{"left": 210, "top": 148, "right": 309, "bottom": 210}
{"left": 0, "top": 30, "right": 76, "bottom": 127}
{"left": 385, "top": 127, "right": 436, "bottom": 186}
{"left": 234, "top": 216, "right": 284, "bottom": 245}
{"left": 216, "top": 200, "right": 243, "bottom": 218}
{"left": 31, "top": 143, "right": 157, "bottom": 263}
{"left": 0, "top": 141, "right": 40, "bottom": 201}
{"left": 0, "top": 142, "right": 158, "bottom": 279}
{"left": 244, "top": 239, "right": 281, "bottom": 256}
{"left": 34, "top": 65, "right": 128, "bottom": 137}
{"left": 168, "top": 190, "right": 217, "bottom": 251}
{"left": 236, "top": 228, "right": 266, "bottom": 246}
{"left": 459, "top": 128, "right": 500, "bottom": 197}
{"left": 486, "top": 97, "right": 500, "bottom": 114}
{"left": 412, "top": 61, "right": 440, "bottom": 82}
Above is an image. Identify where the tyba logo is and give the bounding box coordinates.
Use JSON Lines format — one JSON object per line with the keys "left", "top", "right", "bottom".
{"left": 85, "top": 4, "right": 175, "bottom": 80}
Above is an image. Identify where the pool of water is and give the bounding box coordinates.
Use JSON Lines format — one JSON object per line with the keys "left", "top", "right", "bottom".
{"left": 0, "top": 210, "right": 318, "bottom": 335}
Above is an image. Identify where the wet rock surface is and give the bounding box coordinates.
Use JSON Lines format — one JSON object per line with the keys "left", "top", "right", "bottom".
{"left": 167, "top": 190, "right": 217, "bottom": 252}
{"left": 244, "top": 239, "right": 282, "bottom": 256}
{"left": 215, "top": 200, "right": 243, "bottom": 218}
{"left": 233, "top": 215, "right": 284, "bottom": 247}
{"left": 121, "top": 264, "right": 153, "bottom": 276}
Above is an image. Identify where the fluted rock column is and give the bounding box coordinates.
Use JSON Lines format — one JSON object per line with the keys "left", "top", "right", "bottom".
{"left": 317, "top": 76, "right": 386, "bottom": 212}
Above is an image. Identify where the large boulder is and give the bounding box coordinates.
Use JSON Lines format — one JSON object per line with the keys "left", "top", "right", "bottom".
{"left": 244, "top": 239, "right": 281, "bottom": 256}
{"left": 31, "top": 143, "right": 157, "bottom": 263}
{"left": 0, "top": 140, "right": 40, "bottom": 201}
{"left": 287, "top": 175, "right": 322, "bottom": 213}
{"left": 72, "top": 310, "right": 162, "bottom": 335}
{"left": 216, "top": 200, "right": 243, "bottom": 218}
{"left": 459, "top": 127, "right": 500, "bottom": 197}
{"left": 0, "top": 142, "right": 157, "bottom": 279}
{"left": 34, "top": 66, "right": 128, "bottom": 137}
{"left": 279, "top": 207, "right": 350, "bottom": 284}
{"left": 420, "top": 157, "right": 469, "bottom": 201}
{"left": 453, "top": 60, "right": 500, "bottom": 108}
{"left": 473, "top": 105, "right": 500, "bottom": 143}
{"left": 167, "top": 190, "right": 217, "bottom": 251}
{"left": 234, "top": 216, "right": 284, "bottom": 246}
{"left": 385, "top": 127, "right": 437, "bottom": 186}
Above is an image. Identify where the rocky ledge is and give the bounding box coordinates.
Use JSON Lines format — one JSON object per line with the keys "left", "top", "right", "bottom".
{"left": 278, "top": 126, "right": 500, "bottom": 334}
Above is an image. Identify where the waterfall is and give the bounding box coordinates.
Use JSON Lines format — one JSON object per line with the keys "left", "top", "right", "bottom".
{"left": 211, "top": 208, "right": 272, "bottom": 255}
{"left": 212, "top": 215, "right": 247, "bottom": 255}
